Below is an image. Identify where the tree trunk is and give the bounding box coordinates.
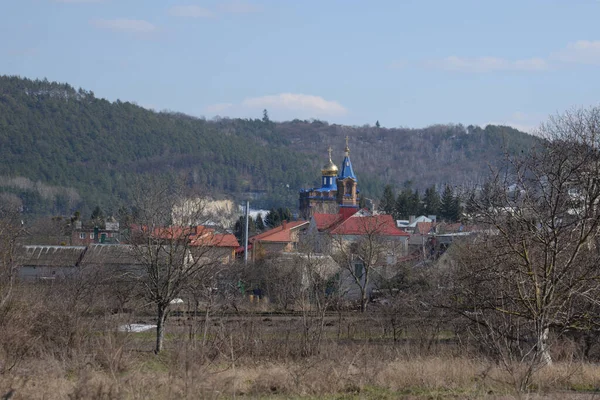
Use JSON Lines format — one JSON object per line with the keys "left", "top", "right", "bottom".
{"left": 360, "top": 288, "right": 368, "bottom": 313}
{"left": 155, "top": 304, "right": 168, "bottom": 354}
{"left": 537, "top": 327, "right": 552, "bottom": 366}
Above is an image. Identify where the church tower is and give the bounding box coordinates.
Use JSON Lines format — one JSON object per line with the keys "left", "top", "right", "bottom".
{"left": 298, "top": 147, "right": 341, "bottom": 219}
{"left": 336, "top": 137, "right": 358, "bottom": 208}
{"left": 299, "top": 138, "right": 360, "bottom": 219}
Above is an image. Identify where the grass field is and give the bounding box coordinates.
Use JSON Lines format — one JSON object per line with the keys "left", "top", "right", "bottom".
{"left": 2, "top": 304, "right": 600, "bottom": 399}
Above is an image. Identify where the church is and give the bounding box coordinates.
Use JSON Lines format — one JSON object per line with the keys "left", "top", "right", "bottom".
{"left": 298, "top": 138, "right": 359, "bottom": 219}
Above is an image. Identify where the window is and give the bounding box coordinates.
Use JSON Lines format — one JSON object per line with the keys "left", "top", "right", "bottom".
{"left": 90, "top": 233, "right": 95, "bottom": 239}
{"left": 354, "top": 262, "right": 363, "bottom": 278}
{"left": 79, "top": 233, "right": 85, "bottom": 239}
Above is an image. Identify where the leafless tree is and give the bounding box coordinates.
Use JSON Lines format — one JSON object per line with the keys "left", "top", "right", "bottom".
{"left": 330, "top": 216, "right": 405, "bottom": 312}
{"left": 127, "top": 178, "right": 228, "bottom": 353}
{"left": 447, "top": 107, "right": 600, "bottom": 389}
{"left": 0, "top": 197, "right": 25, "bottom": 310}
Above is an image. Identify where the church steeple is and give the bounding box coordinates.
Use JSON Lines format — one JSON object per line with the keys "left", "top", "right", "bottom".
{"left": 298, "top": 138, "right": 360, "bottom": 219}
{"left": 338, "top": 136, "right": 357, "bottom": 181}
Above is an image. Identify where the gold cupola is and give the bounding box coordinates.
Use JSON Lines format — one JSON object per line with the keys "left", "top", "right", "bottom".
{"left": 321, "top": 147, "right": 339, "bottom": 176}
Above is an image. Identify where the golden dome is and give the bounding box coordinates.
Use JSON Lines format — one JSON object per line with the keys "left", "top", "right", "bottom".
{"left": 321, "top": 147, "right": 338, "bottom": 176}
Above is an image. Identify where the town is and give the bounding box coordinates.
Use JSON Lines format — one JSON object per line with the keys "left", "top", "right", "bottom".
{"left": 2, "top": 1, "right": 600, "bottom": 398}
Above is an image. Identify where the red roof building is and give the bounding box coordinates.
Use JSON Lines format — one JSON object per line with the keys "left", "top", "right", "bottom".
{"left": 310, "top": 208, "right": 409, "bottom": 258}
{"left": 128, "top": 224, "right": 239, "bottom": 263}
{"left": 246, "top": 220, "right": 309, "bottom": 261}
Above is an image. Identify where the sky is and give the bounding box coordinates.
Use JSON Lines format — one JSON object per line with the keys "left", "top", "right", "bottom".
{"left": 2, "top": 0, "right": 600, "bottom": 132}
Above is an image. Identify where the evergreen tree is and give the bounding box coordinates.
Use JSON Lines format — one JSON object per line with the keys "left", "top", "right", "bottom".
{"left": 265, "top": 208, "right": 281, "bottom": 227}
{"left": 255, "top": 213, "right": 265, "bottom": 231}
{"left": 375, "top": 120, "right": 381, "bottom": 128}
{"left": 378, "top": 184, "right": 395, "bottom": 214}
{"left": 422, "top": 185, "right": 441, "bottom": 217}
{"left": 359, "top": 196, "right": 367, "bottom": 210}
{"left": 410, "top": 189, "right": 422, "bottom": 216}
{"left": 90, "top": 205, "right": 104, "bottom": 227}
{"left": 394, "top": 189, "right": 411, "bottom": 220}
{"left": 276, "top": 207, "right": 292, "bottom": 223}
{"left": 234, "top": 216, "right": 256, "bottom": 240}
{"left": 440, "top": 185, "right": 460, "bottom": 222}
{"left": 452, "top": 193, "right": 463, "bottom": 222}
{"left": 262, "top": 109, "right": 270, "bottom": 123}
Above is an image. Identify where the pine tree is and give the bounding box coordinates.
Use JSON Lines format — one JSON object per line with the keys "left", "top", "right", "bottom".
{"left": 359, "top": 196, "right": 367, "bottom": 209}
{"left": 440, "top": 185, "right": 459, "bottom": 222}
{"left": 234, "top": 216, "right": 256, "bottom": 240}
{"left": 262, "top": 109, "right": 270, "bottom": 123}
{"left": 277, "top": 207, "right": 292, "bottom": 223}
{"left": 265, "top": 208, "right": 281, "bottom": 227}
{"left": 451, "top": 193, "right": 463, "bottom": 222}
{"left": 410, "top": 189, "right": 422, "bottom": 216}
{"left": 255, "top": 213, "right": 265, "bottom": 231}
{"left": 422, "top": 185, "right": 441, "bottom": 217}
{"left": 394, "top": 189, "right": 411, "bottom": 220}
{"left": 90, "top": 205, "right": 104, "bottom": 227}
{"left": 378, "top": 184, "right": 395, "bottom": 214}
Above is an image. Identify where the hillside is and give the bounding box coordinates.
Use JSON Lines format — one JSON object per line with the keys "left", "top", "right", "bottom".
{"left": 0, "top": 75, "right": 540, "bottom": 217}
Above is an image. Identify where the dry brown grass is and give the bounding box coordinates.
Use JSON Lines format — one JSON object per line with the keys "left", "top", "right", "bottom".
{"left": 3, "top": 350, "right": 600, "bottom": 399}
{"left": 2, "top": 284, "right": 600, "bottom": 399}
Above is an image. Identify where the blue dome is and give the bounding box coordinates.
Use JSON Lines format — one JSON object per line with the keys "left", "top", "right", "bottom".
{"left": 339, "top": 155, "right": 356, "bottom": 180}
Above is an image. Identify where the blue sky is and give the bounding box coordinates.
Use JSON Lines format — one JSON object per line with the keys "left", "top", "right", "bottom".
{"left": 2, "top": 0, "right": 600, "bottom": 132}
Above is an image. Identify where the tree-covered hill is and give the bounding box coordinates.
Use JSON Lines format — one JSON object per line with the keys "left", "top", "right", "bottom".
{"left": 0, "top": 75, "right": 540, "bottom": 217}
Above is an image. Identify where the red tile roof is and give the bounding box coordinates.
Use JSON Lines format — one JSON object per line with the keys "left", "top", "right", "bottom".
{"left": 131, "top": 224, "right": 238, "bottom": 247}
{"left": 249, "top": 220, "right": 309, "bottom": 243}
{"left": 329, "top": 214, "right": 408, "bottom": 236}
{"left": 191, "top": 233, "right": 239, "bottom": 247}
{"left": 313, "top": 213, "right": 343, "bottom": 231}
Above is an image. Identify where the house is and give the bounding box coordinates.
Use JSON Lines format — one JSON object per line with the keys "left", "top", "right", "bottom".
{"left": 310, "top": 207, "right": 409, "bottom": 256}
{"left": 127, "top": 224, "right": 239, "bottom": 264}
{"left": 306, "top": 208, "right": 411, "bottom": 301}
{"left": 71, "top": 218, "right": 120, "bottom": 245}
{"left": 17, "top": 224, "right": 240, "bottom": 281}
{"left": 17, "top": 245, "right": 87, "bottom": 281}
{"left": 245, "top": 220, "right": 309, "bottom": 261}
{"left": 189, "top": 227, "right": 240, "bottom": 264}
{"left": 396, "top": 215, "right": 436, "bottom": 232}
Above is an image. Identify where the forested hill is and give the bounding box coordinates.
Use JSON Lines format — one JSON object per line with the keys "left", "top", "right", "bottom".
{"left": 0, "top": 75, "right": 540, "bottom": 217}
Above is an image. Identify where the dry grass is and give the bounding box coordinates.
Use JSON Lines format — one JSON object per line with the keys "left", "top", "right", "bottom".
{"left": 3, "top": 350, "right": 600, "bottom": 399}
{"left": 2, "top": 284, "right": 600, "bottom": 399}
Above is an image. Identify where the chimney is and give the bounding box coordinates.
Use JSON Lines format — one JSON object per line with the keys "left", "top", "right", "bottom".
{"left": 409, "top": 215, "right": 416, "bottom": 224}
{"left": 282, "top": 220, "right": 287, "bottom": 230}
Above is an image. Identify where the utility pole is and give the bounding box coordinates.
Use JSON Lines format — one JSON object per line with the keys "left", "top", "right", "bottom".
{"left": 244, "top": 200, "right": 249, "bottom": 264}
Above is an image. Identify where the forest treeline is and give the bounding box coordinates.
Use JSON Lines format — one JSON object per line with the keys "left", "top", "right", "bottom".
{"left": 0, "top": 75, "right": 540, "bottom": 217}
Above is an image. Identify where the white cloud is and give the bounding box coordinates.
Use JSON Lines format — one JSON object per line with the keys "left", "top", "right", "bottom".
{"left": 553, "top": 40, "right": 600, "bottom": 65}
{"left": 242, "top": 93, "right": 347, "bottom": 117}
{"left": 486, "top": 112, "right": 546, "bottom": 134}
{"left": 91, "top": 19, "right": 157, "bottom": 34}
{"left": 218, "top": 1, "right": 261, "bottom": 13}
{"left": 429, "top": 56, "right": 548, "bottom": 72}
{"left": 204, "top": 103, "right": 233, "bottom": 114}
{"left": 168, "top": 5, "right": 214, "bottom": 18}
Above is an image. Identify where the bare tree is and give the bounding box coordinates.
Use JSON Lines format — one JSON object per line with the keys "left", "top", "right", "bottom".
{"left": 330, "top": 215, "right": 406, "bottom": 312}
{"left": 127, "top": 178, "right": 227, "bottom": 353}
{"left": 0, "top": 197, "right": 25, "bottom": 309}
{"left": 448, "top": 107, "right": 600, "bottom": 389}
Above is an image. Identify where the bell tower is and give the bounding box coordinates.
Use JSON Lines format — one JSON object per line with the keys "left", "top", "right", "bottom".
{"left": 336, "top": 136, "right": 358, "bottom": 208}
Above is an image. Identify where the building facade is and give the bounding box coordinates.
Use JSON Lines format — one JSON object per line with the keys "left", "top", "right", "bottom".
{"left": 299, "top": 138, "right": 359, "bottom": 219}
